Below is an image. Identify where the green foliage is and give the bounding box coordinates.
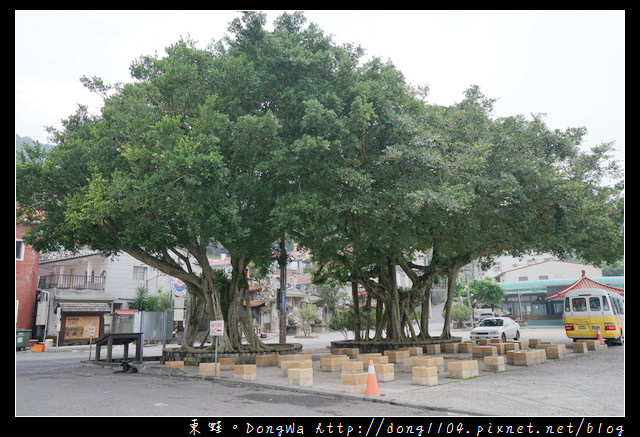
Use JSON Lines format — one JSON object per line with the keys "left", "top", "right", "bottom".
{"left": 295, "top": 303, "right": 320, "bottom": 336}
{"left": 15, "top": 11, "right": 624, "bottom": 347}
{"left": 314, "top": 282, "right": 348, "bottom": 314}
{"left": 446, "top": 303, "right": 472, "bottom": 328}
{"left": 328, "top": 308, "right": 357, "bottom": 339}
{"left": 468, "top": 279, "right": 505, "bottom": 309}
{"left": 130, "top": 286, "right": 172, "bottom": 312}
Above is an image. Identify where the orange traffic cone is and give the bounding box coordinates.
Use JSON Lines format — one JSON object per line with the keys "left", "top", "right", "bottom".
{"left": 365, "top": 360, "right": 380, "bottom": 396}
{"left": 597, "top": 327, "right": 605, "bottom": 345}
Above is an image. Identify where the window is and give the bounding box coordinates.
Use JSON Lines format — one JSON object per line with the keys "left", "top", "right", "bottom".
{"left": 16, "top": 240, "right": 25, "bottom": 261}
{"left": 133, "top": 266, "right": 147, "bottom": 281}
{"left": 589, "top": 297, "right": 601, "bottom": 311}
{"left": 564, "top": 297, "right": 571, "bottom": 313}
{"left": 572, "top": 297, "right": 587, "bottom": 312}
{"left": 602, "top": 296, "right": 610, "bottom": 312}
{"left": 611, "top": 297, "right": 624, "bottom": 315}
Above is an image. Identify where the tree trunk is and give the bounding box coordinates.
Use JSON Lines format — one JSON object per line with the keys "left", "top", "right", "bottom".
{"left": 351, "top": 281, "right": 361, "bottom": 341}
{"left": 386, "top": 259, "right": 403, "bottom": 343}
{"left": 182, "top": 291, "right": 206, "bottom": 348}
{"left": 440, "top": 265, "right": 461, "bottom": 340}
{"left": 419, "top": 291, "right": 432, "bottom": 340}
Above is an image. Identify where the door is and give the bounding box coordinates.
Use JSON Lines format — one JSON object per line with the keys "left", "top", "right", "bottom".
{"left": 587, "top": 296, "right": 605, "bottom": 336}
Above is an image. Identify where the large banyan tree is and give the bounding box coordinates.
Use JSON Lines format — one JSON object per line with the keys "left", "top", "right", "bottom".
{"left": 16, "top": 12, "right": 425, "bottom": 351}
{"left": 17, "top": 12, "right": 623, "bottom": 350}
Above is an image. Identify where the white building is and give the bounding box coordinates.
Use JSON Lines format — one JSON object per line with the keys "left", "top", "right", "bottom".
{"left": 36, "top": 251, "right": 185, "bottom": 344}
{"left": 491, "top": 259, "right": 602, "bottom": 283}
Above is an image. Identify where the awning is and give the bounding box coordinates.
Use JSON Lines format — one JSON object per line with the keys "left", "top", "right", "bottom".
{"left": 58, "top": 302, "right": 112, "bottom": 313}
{"left": 114, "top": 309, "right": 139, "bottom": 315}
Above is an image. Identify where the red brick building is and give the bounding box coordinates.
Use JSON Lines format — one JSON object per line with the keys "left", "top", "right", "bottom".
{"left": 16, "top": 220, "right": 39, "bottom": 332}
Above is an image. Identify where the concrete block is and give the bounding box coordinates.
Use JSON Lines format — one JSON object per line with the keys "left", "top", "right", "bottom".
{"left": 572, "top": 341, "right": 589, "bottom": 353}
{"left": 404, "top": 356, "right": 444, "bottom": 372}
{"left": 233, "top": 364, "right": 257, "bottom": 380}
{"left": 218, "top": 357, "right": 236, "bottom": 370}
{"left": 444, "top": 343, "right": 459, "bottom": 353}
{"left": 447, "top": 360, "right": 479, "bottom": 379}
{"left": 320, "top": 355, "right": 350, "bottom": 372}
{"left": 383, "top": 350, "right": 410, "bottom": 363}
{"left": 493, "top": 343, "right": 508, "bottom": 355}
{"left": 198, "top": 362, "right": 220, "bottom": 376}
{"left": 278, "top": 354, "right": 311, "bottom": 367}
{"left": 426, "top": 344, "right": 441, "bottom": 355}
{"left": 288, "top": 367, "right": 313, "bottom": 386}
{"left": 503, "top": 342, "right": 520, "bottom": 352}
{"left": 412, "top": 366, "right": 438, "bottom": 386}
{"left": 544, "top": 344, "right": 566, "bottom": 359}
{"left": 374, "top": 362, "right": 395, "bottom": 382}
{"left": 255, "top": 354, "right": 279, "bottom": 367}
{"left": 577, "top": 340, "right": 607, "bottom": 351}
{"left": 458, "top": 342, "right": 474, "bottom": 353}
{"left": 399, "top": 346, "right": 423, "bottom": 356}
{"left": 512, "top": 349, "right": 546, "bottom": 366}
{"left": 484, "top": 355, "right": 506, "bottom": 372}
{"left": 332, "top": 348, "right": 359, "bottom": 358}
{"left": 281, "top": 360, "right": 312, "bottom": 376}
{"left": 512, "top": 340, "right": 529, "bottom": 350}
{"left": 401, "top": 356, "right": 417, "bottom": 373}
{"left": 472, "top": 345, "right": 497, "bottom": 358}
{"left": 341, "top": 360, "right": 364, "bottom": 374}
{"left": 356, "top": 354, "right": 388, "bottom": 369}
{"left": 164, "top": 360, "right": 184, "bottom": 369}
{"left": 341, "top": 373, "right": 367, "bottom": 393}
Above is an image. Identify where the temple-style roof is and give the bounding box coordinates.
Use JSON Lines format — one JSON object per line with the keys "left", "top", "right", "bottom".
{"left": 546, "top": 275, "right": 624, "bottom": 300}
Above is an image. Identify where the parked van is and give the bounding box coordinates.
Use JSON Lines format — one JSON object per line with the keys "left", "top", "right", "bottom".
{"left": 473, "top": 309, "right": 496, "bottom": 324}
{"left": 563, "top": 288, "right": 624, "bottom": 345}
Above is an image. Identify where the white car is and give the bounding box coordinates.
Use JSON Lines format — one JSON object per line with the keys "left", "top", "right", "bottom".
{"left": 470, "top": 317, "right": 521, "bottom": 342}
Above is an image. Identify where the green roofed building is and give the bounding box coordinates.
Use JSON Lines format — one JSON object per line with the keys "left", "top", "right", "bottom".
{"left": 498, "top": 276, "right": 624, "bottom": 326}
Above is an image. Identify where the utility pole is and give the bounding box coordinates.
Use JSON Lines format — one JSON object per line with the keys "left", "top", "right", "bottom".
{"left": 278, "top": 235, "right": 287, "bottom": 344}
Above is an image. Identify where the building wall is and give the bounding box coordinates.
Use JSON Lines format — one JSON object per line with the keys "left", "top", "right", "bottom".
{"left": 16, "top": 223, "right": 39, "bottom": 329}
{"left": 103, "top": 253, "right": 173, "bottom": 303}
{"left": 495, "top": 260, "right": 602, "bottom": 283}
{"left": 40, "top": 252, "right": 175, "bottom": 301}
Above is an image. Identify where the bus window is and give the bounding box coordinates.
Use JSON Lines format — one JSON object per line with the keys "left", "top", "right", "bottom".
{"left": 602, "top": 296, "right": 610, "bottom": 312}
{"left": 611, "top": 297, "right": 624, "bottom": 315}
{"left": 589, "top": 297, "right": 601, "bottom": 311}
{"left": 564, "top": 297, "right": 570, "bottom": 313}
{"left": 572, "top": 298, "right": 587, "bottom": 312}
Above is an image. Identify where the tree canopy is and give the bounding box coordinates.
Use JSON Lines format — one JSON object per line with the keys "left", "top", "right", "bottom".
{"left": 16, "top": 11, "right": 623, "bottom": 349}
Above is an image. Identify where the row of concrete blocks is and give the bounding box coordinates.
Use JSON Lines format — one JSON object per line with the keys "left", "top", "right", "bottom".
{"left": 163, "top": 339, "right": 608, "bottom": 390}
{"left": 332, "top": 343, "right": 474, "bottom": 358}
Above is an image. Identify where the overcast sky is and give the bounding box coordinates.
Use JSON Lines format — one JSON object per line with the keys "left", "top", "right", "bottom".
{"left": 15, "top": 10, "right": 624, "bottom": 163}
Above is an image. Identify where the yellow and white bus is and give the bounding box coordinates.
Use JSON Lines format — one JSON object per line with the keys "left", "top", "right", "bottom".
{"left": 563, "top": 288, "right": 624, "bottom": 345}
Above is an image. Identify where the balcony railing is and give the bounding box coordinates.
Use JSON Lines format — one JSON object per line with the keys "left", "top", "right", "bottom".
{"left": 38, "top": 274, "right": 105, "bottom": 290}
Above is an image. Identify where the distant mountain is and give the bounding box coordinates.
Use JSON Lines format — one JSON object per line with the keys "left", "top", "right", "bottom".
{"left": 16, "top": 134, "right": 55, "bottom": 156}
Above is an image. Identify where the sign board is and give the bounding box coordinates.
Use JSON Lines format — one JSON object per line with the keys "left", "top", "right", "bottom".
{"left": 171, "top": 278, "right": 187, "bottom": 296}
{"left": 209, "top": 320, "right": 224, "bottom": 337}
{"left": 87, "top": 325, "right": 96, "bottom": 338}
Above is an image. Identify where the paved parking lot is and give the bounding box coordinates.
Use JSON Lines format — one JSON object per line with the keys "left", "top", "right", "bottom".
{"left": 126, "top": 325, "right": 624, "bottom": 417}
